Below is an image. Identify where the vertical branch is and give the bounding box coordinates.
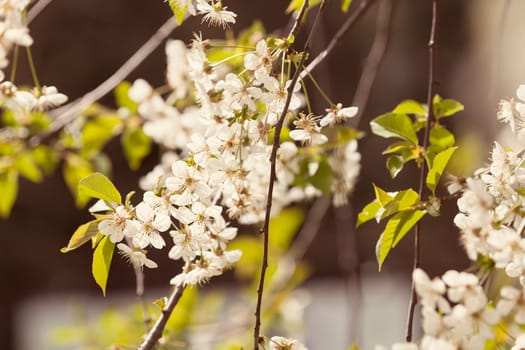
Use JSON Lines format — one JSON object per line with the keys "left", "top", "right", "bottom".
{"left": 405, "top": 0, "right": 438, "bottom": 342}
{"left": 489, "top": 0, "right": 512, "bottom": 102}
{"left": 138, "top": 284, "right": 186, "bottom": 350}
{"left": 133, "top": 260, "right": 152, "bottom": 331}
{"left": 253, "top": 1, "right": 331, "bottom": 347}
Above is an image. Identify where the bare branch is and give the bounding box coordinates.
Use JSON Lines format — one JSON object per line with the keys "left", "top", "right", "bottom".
{"left": 27, "top": 0, "right": 54, "bottom": 24}
{"left": 138, "top": 283, "right": 186, "bottom": 350}
{"left": 405, "top": 0, "right": 438, "bottom": 342}
{"left": 30, "top": 15, "right": 181, "bottom": 146}
{"left": 300, "top": 0, "right": 376, "bottom": 81}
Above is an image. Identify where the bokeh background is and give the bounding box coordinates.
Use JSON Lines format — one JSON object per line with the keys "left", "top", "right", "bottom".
{"left": 2, "top": 0, "right": 525, "bottom": 348}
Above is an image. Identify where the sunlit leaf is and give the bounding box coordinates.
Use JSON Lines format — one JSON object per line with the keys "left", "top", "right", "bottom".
{"left": 92, "top": 235, "right": 115, "bottom": 296}
{"left": 114, "top": 82, "right": 138, "bottom": 114}
{"left": 430, "top": 125, "right": 455, "bottom": 150}
{"left": 63, "top": 154, "right": 94, "bottom": 207}
{"left": 433, "top": 95, "right": 464, "bottom": 119}
{"left": 376, "top": 210, "right": 426, "bottom": 270}
{"left": 30, "top": 145, "right": 59, "bottom": 175}
{"left": 341, "top": 0, "right": 352, "bottom": 12}
{"left": 81, "top": 115, "right": 121, "bottom": 156}
{"left": 0, "top": 168, "right": 18, "bottom": 218}
{"left": 373, "top": 183, "right": 394, "bottom": 207}
{"left": 269, "top": 207, "right": 304, "bottom": 250}
{"left": 79, "top": 172, "right": 122, "bottom": 204}
{"left": 356, "top": 200, "right": 381, "bottom": 227}
{"left": 61, "top": 220, "right": 102, "bottom": 253}
{"left": 386, "top": 156, "right": 404, "bottom": 178}
{"left": 309, "top": 158, "right": 332, "bottom": 196}
{"left": 370, "top": 113, "right": 418, "bottom": 144}
{"left": 121, "top": 126, "right": 151, "bottom": 170}
{"left": 392, "top": 99, "right": 426, "bottom": 116}
{"left": 167, "top": 0, "right": 188, "bottom": 24}
{"left": 286, "top": 0, "right": 323, "bottom": 13}
{"left": 15, "top": 151, "right": 42, "bottom": 182}
{"left": 426, "top": 147, "right": 457, "bottom": 194}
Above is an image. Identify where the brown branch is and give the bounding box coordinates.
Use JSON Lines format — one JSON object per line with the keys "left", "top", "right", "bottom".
{"left": 352, "top": 0, "right": 394, "bottom": 128}
{"left": 27, "top": 0, "right": 54, "bottom": 24}
{"left": 253, "top": 1, "right": 331, "bottom": 348}
{"left": 29, "top": 15, "right": 181, "bottom": 147}
{"left": 299, "top": 0, "right": 377, "bottom": 81}
{"left": 138, "top": 283, "right": 186, "bottom": 350}
{"left": 405, "top": 0, "right": 438, "bottom": 342}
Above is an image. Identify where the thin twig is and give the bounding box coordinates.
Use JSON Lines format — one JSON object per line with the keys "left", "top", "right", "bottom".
{"left": 288, "top": 0, "right": 310, "bottom": 40}
{"left": 29, "top": 15, "right": 181, "bottom": 147}
{"left": 253, "top": 1, "right": 328, "bottom": 348}
{"left": 352, "top": 0, "right": 394, "bottom": 128}
{"left": 125, "top": 237, "right": 152, "bottom": 331}
{"left": 27, "top": 0, "right": 54, "bottom": 24}
{"left": 405, "top": 0, "right": 438, "bottom": 342}
{"left": 489, "top": 0, "right": 512, "bottom": 103}
{"left": 299, "top": 0, "right": 376, "bottom": 81}
{"left": 138, "top": 283, "right": 186, "bottom": 350}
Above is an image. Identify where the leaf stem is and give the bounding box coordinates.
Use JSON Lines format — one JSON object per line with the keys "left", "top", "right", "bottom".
{"left": 26, "top": 46, "right": 41, "bottom": 90}
{"left": 405, "top": 0, "right": 438, "bottom": 342}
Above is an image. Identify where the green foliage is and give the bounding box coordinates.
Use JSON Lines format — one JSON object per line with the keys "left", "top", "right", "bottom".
{"left": 376, "top": 210, "right": 426, "bottom": 270}
{"left": 0, "top": 168, "right": 18, "bottom": 218}
{"left": 341, "top": 0, "right": 353, "bottom": 12}
{"left": 286, "top": 0, "right": 323, "bottom": 13}
{"left": 61, "top": 219, "right": 102, "bottom": 253}
{"left": 269, "top": 207, "right": 305, "bottom": 251}
{"left": 309, "top": 157, "right": 333, "bottom": 196}
{"left": 115, "top": 81, "right": 138, "bottom": 114}
{"left": 426, "top": 146, "right": 457, "bottom": 194}
{"left": 121, "top": 126, "right": 151, "bottom": 170}
{"left": 433, "top": 95, "right": 464, "bottom": 119}
{"left": 78, "top": 172, "right": 122, "bottom": 204}
{"left": 92, "top": 235, "right": 115, "bottom": 296}
{"left": 167, "top": 0, "right": 188, "bottom": 24}
{"left": 370, "top": 113, "right": 418, "bottom": 144}
{"left": 81, "top": 114, "right": 122, "bottom": 157}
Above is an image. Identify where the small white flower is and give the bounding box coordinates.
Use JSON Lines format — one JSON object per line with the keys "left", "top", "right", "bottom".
{"left": 117, "top": 243, "right": 157, "bottom": 269}
{"left": 196, "top": 0, "right": 237, "bottom": 29}
{"left": 98, "top": 206, "right": 136, "bottom": 243}
{"left": 320, "top": 103, "right": 358, "bottom": 127}
{"left": 269, "top": 336, "right": 307, "bottom": 350}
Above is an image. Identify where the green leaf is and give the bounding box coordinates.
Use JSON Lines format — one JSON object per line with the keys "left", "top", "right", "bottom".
{"left": 376, "top": 210, "right": 426, "bottom": 270}
{"left": 392, "top": 100, "right": 426, "bottom": 116}
{"left": 79, "top": 172, "right": 122, "bottom": 204}
{"left": 286, "top": 0, "right": 323, "bottom": 13}
{"left": 309, "top": 158, "right": 333, "bottom": 196}
{"left": 426, "top": 147, "right": 457, "bottom": 194}
{"left": 61, "top": 220, "right": 102, "bottom": 253}
{"left": 92, "top": 235, "right": 115, "bottom": 296}
{"left": 370, "top": 113, "right": 418, "bottom": 144}
{"left": 378, "top": 188, "right": 420, "bottom": 221}
{"left": 341, "top": 0, "right": 352, "bottom": 12}
{"left": 386, "top": 156, "right": 404, "bottom": 178}
{"left": 121, "top": 127, "right": 151, "bottom": 170}
{"left": 373, "top": 183, "right": 394, "bottom": 207}
{"left": 0, "top": 169, "right": 18, "bottom": 218}
{"left": 167, "top": 0, "right": 187, "bottom": 24}
{"left": 63, "top": 154, "right": 95, "bottom": 207}
{"left": 114, "top": 82, "right": 138, "bottom": 114}
{"left": 30, "top": 145, "right": 59, "bottom": 175}
{"left": 269, "top": 207, "right": 304, "bottom": 250}
{"left": 429, "top": 125, "right": 455, "bottom": 150}
{"left": 433, "top": 95, "right": 464, "bottom": 119}
{"left": 81, "top": 115, "right": 121, "bottom": 157}
{"left": 357, "top": 200, "right": 382, "bottom": 227}
{"left": 15, "top": 151, "right": 43, "bottom": 182}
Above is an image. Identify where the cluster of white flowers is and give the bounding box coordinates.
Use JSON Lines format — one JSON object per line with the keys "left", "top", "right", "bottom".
{"left": 0, "top": 0, "right": 33, "bottom": 80}
{"left": 175, "top": 0, "right": 237, "bottom": 29}
{"left": 102, "top": 32, "right": 361, "bottom": 286}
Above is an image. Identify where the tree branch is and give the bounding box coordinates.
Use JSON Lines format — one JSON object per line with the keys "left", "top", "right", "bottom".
{"left": 27, "top": 0, "right": 54, "bottom": 24}
{"left": 405, "top": 0, "right": 438, "bottom": 342}
{"left": 299, "top": 0, "right": 376, "bottom": 81}
{"left": 30, "top": 15, "right": 181, "bottom": 146}
{"left": 138, "top": 283, "right": 186, "bottom": 350}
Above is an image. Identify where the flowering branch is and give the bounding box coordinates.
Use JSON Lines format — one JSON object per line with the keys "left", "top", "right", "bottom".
{"left": 299, "top": 0, "right": 376, "bottom": 81}
{"left": 405, "top": 0, "right": 438, "bottom": 342}
{"left": 138, "top": 283, "right": 186, "bottom": 350}
{"left": 30, "top": 15, "right": 181, "bottom": 146}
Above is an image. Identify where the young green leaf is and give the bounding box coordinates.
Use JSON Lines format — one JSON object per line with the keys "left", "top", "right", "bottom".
{"left": 429, "top": 125, "right": 455, "bottom": 150}
{"left": 373, "top": 183, "right": 394, "bottom": 207}
{"left": 341, "top": 0, "right": 352, "bottom": 12}
{"left": 370, "top": 113, "right": 418, "bottom": 144}
{"left": 426, "top": 147, "right": 458, "bottom": 194}
{"left": 309, "top": 158, "right": 333, "bottom": 196}
{"left": 15, "top": 152, "right": 43, "bottom": 182}
{"left": 63, "top": 154, "right": 94, "bottom": 207}
{"left": 392, "top": 100, "right": 426, "bottom": 116}
{"left": 167, "top": 0, "right": 188, "bottom": 24}
{"left": 61, "top": 220, "right": 102, "bottom": 253}
{"left": 386, "top": 156, "right": 404, "bottom": 178}
{"left": 114, "top": 82, "right": 138, "bottom": 114}
{"left": 433, "top": 95, "right": 464, "bottom": 119}
{"left": 0, "top": 169, "right": 18, "bottom": 218}
{"left": 79, "top": 172, "right": 122, "bottom": 204}
{"left": 121, "top": 126, "right": 152, "bottom": 170}
{"left": 376, "top": 210, "right": 426, "bottom": 270}
{"left": 269, "top": 207, "right": 304, "bottom": 250}
{"left": 92, "top": 235, "right": 115, "bottom": 296}
{"left": 357, "top": 199, "right": 382, "bottom": 227}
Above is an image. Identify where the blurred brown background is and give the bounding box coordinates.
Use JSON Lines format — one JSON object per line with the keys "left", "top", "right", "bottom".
{"left": 2, "top": 0, "right": 525, "bottom": 348}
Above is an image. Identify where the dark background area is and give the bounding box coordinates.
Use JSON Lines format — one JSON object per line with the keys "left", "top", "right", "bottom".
{"left": 2, "top": 0, "right": 525, "bottom": 348}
